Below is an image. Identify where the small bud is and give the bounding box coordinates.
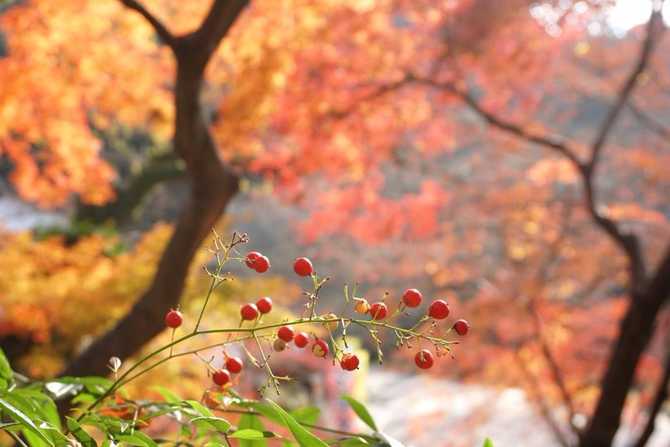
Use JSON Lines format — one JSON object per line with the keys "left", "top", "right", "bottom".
{"left": 354, "top": 297, "right": 370, "bottom": 314}
{"left": 108, "top": 357, "right": 122, "bottom": 373}
{"left": 273, "top": 338, "right": 287, "bottom": 352}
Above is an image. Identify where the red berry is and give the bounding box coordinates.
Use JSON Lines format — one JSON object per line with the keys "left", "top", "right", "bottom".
{"left": 225, "top": 356, "right": 243, "bottom": 374}
{"left": 254, "top": 256, "right": 271, "bottom": 273}
{"left": 453, "top": 319, "right": 470, "bottom": 336}
{"left": 165, "top": 309, "right": 183, "bottom": 328}
{"left": 212, "top": 369, "right": 231, "bottom": 386}
{"left": 294, "top": 332, "right": 310, "bottom": 348}
{"left": 369, "top": 302, "right": 388, "bottom": 320}
{"left": 312, "top": 339, "right": 329, "bottom": 358}
{"left": 277, "top": 326, "right": 295, "bottom": 343}
{"left": 293, "top": 257, "right": 314, "bottom": 277}
{"left": 240, "top": 303, "right": 259, "bottom": 321}
{"left": 414, "top": 349, "right": 434, "bottom": 369}
{"left": 245, "top": 251, "right": 262, "bottom": 269}
{"left": 256, "top": 297, "right": 273, "bottom": 314}
{"left": 402, "top": 288, "right": 423, "bottom": 308}
{"left": 340, "top": 353, "right": 360, "bottom": 371}
{"left": 273, "top": 338, "right": 287, "bottom": 352}
{"left": 428, "top": 299, "right": 450, "bottom": 320}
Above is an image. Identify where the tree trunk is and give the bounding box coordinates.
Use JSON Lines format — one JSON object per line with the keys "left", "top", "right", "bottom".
{"left": 61, "top": 22, "right": 242, "bottom": 377}
{"left": 580, "top": 250, "right": 670, "bottom": 447}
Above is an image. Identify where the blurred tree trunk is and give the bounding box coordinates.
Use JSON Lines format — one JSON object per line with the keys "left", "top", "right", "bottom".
{"left": 61, "top": 0, "right": 248, "bottom": 378}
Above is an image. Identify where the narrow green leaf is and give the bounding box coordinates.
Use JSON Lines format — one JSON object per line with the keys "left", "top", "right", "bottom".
{"left": 229, "top": 429, "right": 272, "bottom": 440}
{"left": 54, "top": 377, "right": 113, "bottom": 396}
{"left": 290, "top": 407, "right": 320, "bottom": 426}
{"left": 340, "top": 438, "right": 370, "bottom": 447}
{"left": 247, "top": 402, "right": 284, "bottom": 425}
{"left": 67, "top": 417, "right": 97, "bottom": 447}
{"left": 264, "top": 400, "right": 328, "bottom": 447}
{"left": 184, "top": 400, "right": 214, "bottom": 417}
{"left": 14, "top": 388, "right": 61, "bottom": 431}
{"left": 151, "top": 386, "right": 181, "bottom": 403}
{"left": 0, "top": 348, "right": 13, "bottom": 391}
{"left": 0, "top": 396, "right": 54, "bottom": 446}
{"left": 116, "top": 432, "right": 158, "bottom": 447}
{"left": 238, "top": 413, "right": 269, "bottom": 447}
{"left": 341, "top": 396, "right": 377, "bottom": 431}
{"left": 191, "top": 416, "right": 231, "bottom": 433}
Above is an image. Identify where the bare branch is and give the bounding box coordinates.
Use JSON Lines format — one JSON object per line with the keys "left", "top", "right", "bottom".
{"left": 627, "top": 101, "right": 670, "bottom": 143}
{"left": 516, "top": 351, "right": 572, "bottom": 447}
{"left": 119, "top": 0, "right": 176, "bottom": 49}
{"left": 588, "top": 2, "right": 665, "bottom": 169}
{"left": 579, "top": 3, "right": 665, "bottom": 287}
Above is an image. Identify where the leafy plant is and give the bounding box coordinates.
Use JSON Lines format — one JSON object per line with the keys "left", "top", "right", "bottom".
{"left": 0, "top": 232, "right": 474, "bottom": 446}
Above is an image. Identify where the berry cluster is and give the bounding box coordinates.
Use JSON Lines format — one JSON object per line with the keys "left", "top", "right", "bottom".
{"left": 161, "top": 235, "right": 469, "bottom": 395}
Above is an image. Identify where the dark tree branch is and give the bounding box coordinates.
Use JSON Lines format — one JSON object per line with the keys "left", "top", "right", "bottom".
{"left": 191, "top": 0, "right": 250, "bottom": 65}
{"left": 118, "top": 0, "right": 177, "bottom": 49}
{"left": 588, "top": 4, "right": 665, "bottom": 169}
{"left": 516, "top": 351, "right": 572, "bottom": 447}
{"left": 633, "top": 340, "right": 670, "bottom": 447}
{"left": 408, "top": 75, "right": 583, "bottom": 168}
{"left": 627, "top": 101, "right": 670, "bottom": 143}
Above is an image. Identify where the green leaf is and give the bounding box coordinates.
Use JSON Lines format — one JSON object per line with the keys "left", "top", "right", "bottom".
{"left": 67, "top": 417, "right": 97, "bottom": 447}
{"left": 14, "top": 388, "right": 62, "bottom": 431}
{"left": 151, "top": 386, "right": 181, "bottom": 403}
{"left": 184, "top": 400, "right": 214, "bottom": 417}
{"left": 230, "top": 429, "right": 272, "bottom": 440}
{"left": 0, "top": 348, "right": 13, "bottom": 391}
{"left": 246, "top": 403, "right": 284, "bottom": 426}
{"left": 191, "top": 416, "right": 231, "bottom": 433}
{"left": 264, "top": 400, "right": 328, "bottom": 447}
{"left": 341, "top": 395, "right": 377, "bottom": 432}
{"left": 238, "top": 413, "right": 269, "bottom": 447}
{"left": 290, "top": 407, "right": 320, "bottom": 426}
{"left": 54, "top": 377, "right": 113, "bottom": 396}
{"left": 0, "top": 396, "right": 54, "bottom": 446}
{"left": 116, "top": 432, "right": 158, "bottom": 447}
{"left": 483, "top": 438, "right": 494, "bottom": 447}
{"left": 340, "top": 438, "right": 370, "bottom": 447}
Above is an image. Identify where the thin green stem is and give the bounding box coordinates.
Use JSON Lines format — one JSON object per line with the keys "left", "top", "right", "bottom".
{"left": 75, "top": 317, "right": 455, "bottom": 423}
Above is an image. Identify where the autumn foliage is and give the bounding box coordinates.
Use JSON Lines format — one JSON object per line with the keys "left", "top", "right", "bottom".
{"left": 1, "top": 0, "right": 670, "bottom": 446}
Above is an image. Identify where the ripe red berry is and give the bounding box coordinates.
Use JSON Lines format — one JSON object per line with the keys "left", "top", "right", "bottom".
{"left": 165, "top": 309, "right": 183, "bottom": 328}
{"left": 254, "top": 256, "right": 271, "bottom": 273}
{"left": 273, "top": 338, "right": 287, "bottom": 352}
{"left": 415, "top": 349, "right": 434, "bottom": 369}
{"left": 240, "top": 303, "right": 259, "bottom": 321}
{"left": 340, "top": 353, "right": 360, "bottom": 371}
{"left": 369, "top": 302, "right": 388, "bottom": 320}
{"left": 256, "top": 297, "right": 273, "bottom": 314}
{"left": 294, "top": 332, "right": 310, "bottom": 348}
{"left": 245, "top": 251, "right": 262, "bottom": 269}
{"left": 402, "top": 288, "right": 423, "bottom": 308}
{"left": 277, "top": 326, "right": 295, "bottom": 343}
{"left": 453, "top": 319, "right": 470, "bottom": 336}
{"left": 212, "top": 369, "right": 231, "bottom": 386}
{"left": 225, "top": 356, "right": 243, "bottom": 374}
{"left": 293, "top": 257, "right": 314, "bottom": 277}
{"left": 312, "top": 339, "right": 329, "bottom": 358}
{"left": 428, "top": 299, "right": 450, "bottom": 320}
